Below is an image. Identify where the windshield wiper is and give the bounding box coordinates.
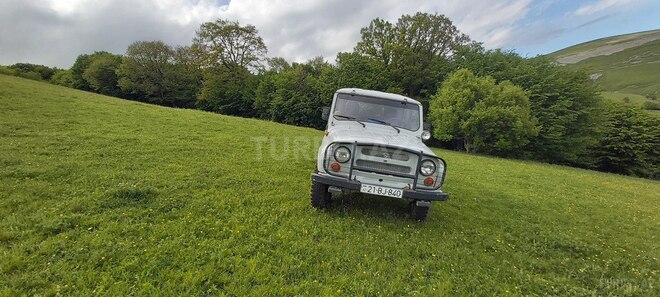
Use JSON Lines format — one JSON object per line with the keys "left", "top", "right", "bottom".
{"left": 334, "top": 114, "right": 365, "bottom": 128}
{"left": 368, "top": 118, "right": 400, "bottom": 133}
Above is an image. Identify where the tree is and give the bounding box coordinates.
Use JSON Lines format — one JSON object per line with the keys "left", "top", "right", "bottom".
{"left": 70, "top": 52, "right": 110, "bottom": 90}
{"left": 169, "top": 46, "right": 203, "bottom": 108}
{"left": 50, "top": 70, "right": 74, "bottom": 87}
{"left": 317, "top": 52, "right": 392, "bottom": 101}
{"left": 197, "top": 66, "right": 257, "bottom": 116}
{"left": 8, "top": 63, "right": 58, "bottom": 80}
{"left": 595, "top": 103, "right": 659, "bottom": 179}
{"left": 356, "top": 13, "right": 469, "bottom": 65}
{"left": 450, "top": 46, "right": 603, "bottom": 166}
{"left": 266, "top": 57, "right": 291, "bottom": 73}
{"left": 255, "top": 58, "right": 332, "bottom": 129}
{"left": 117, "top": 41, "right": 188, "bottom": 106}
{"left": 193, "top": 19, "right": 268, "bottom": 116}
{"left": 354, "top": 12, "right": 470, "bottom": 99}
{"left": 354, "top": 18, "right": 395, "bottom": 65}
{"left": 82, "top": 52, "right": 122, "bottom": 97}
{"left": 193, "top": 19, "right": 267, "bottom": 71}
{"left": 429, "top": 69, "right": 538, "bottom": 155}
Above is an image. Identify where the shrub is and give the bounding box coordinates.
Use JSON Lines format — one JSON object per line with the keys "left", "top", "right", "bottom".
{"left": 642, "top": 101, "right": 660, "bottom": 110}
{"left": 595, "top": 103, "right": 659, "bottom": 179}
{"left": 429, "top": 69, "right": 539, "bottom": 156}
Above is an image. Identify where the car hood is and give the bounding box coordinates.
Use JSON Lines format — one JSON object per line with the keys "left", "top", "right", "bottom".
{"left": 326, "top": 123, "right": 435, "bottom": 156}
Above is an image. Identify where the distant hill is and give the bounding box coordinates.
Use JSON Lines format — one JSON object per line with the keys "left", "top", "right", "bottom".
{"left": 548, "top": 29, "right": 660, "bottom": 111}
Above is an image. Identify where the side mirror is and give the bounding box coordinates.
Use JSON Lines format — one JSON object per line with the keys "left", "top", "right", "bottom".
{"left": 321, "top": 106, "right": 330, "bottom": 120}
{"left": 422, "top": 122, "right": 431, "bottom": 141}
{"left": 423, "top": 122, "right": 431, "bottom": 130}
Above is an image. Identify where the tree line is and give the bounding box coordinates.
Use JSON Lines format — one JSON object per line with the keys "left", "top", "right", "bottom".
{"left": 1, "top": 12, "right": 657, "bottom": 179}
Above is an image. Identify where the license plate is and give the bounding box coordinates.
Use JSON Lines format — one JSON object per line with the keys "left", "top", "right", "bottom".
{"left": 360, "top": 184, "right": 403, "bottom": 198}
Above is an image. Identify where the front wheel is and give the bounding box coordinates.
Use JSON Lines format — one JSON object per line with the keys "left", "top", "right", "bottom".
{"left": 411, "top": 200, "right": 431, "bottom": 221}
{"left": 311, "top": 180, "right": 331, "bottom": 209}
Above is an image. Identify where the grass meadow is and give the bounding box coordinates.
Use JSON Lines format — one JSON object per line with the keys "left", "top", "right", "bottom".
{"left": 1, "top": 75, "right": 658, "bottom": 295}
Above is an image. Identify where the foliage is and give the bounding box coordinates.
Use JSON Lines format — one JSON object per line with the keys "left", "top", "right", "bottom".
{"left": 1, "top": 75, "right": 659, "bottom": 295}
{"left": 451, "top": 46, "right": 603, "bottom": 166}
{"left": 8, "top": 63, "right": 58, "bottom": 81}
{"left": 170, "top": 46, "right": 204, "bottom": 108}
{"left": 595, "top": 103, "right": 660, "bottom": 178}
{"left": 255, "top": 59, "right": 332, "bottom": 129}
{"left": 315, "top": 52, "right": 392, "bottom": 102}
{"left": 117, "top": 41, "right": 174, "bottom": 103}
{"left": 356, "top": 12, "right": 469, "bottom": 65}
{"left": 429, "top": 69, "right": 538, "bottom": 155}
{"left": 117, "top": 41, "right": 201, "bottom": 108}
{"left": 193, "top": 19, "right": 268, "bottom": 116}
{"left": 71, "top": 52, "right": 109, "bottom": 90}
{"left": 355, "top": 12, "right": 469, "bottom": 99}
{"left": 49, "top": 70, "right": 75, "bottom": 87}
{"left": 0, "top": 65, "right": 17, "bottom": 76}
{"left": 193, "top": 19, "right": 267, "bottom": 71}
{"left": 81, "top": 52, "right": 123, "bottom": 97}
{"left": 197, "top": 66, "right": 257, "bottom": 116}
{"left": 642, "top": 100, "right": 660, "bottom": 110}
{"left": 516, "top": 57, "right": 603, "bottom": 166}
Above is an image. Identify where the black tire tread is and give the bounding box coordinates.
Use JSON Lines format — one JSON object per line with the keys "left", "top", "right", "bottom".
{"left": 310, "top": 180, "right": 331, "bottom": 209}
{"left": 411, "top": 202, "right": 430, "bottom": 221}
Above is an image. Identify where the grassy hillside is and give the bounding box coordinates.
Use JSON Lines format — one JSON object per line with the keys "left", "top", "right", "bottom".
{"left": 1, "top": 75, "right": 659, "bottom": 296}
{"left": 549, "top": 29, "right": 660, "bottom": 63}
{"left": 548, "top": 29, "right": 660, "bottom": 109}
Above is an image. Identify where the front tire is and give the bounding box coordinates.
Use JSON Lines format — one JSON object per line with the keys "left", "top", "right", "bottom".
{"left": 411, "top": 200, "right": 431, "bottom": 221}
{"left": 311, "top": 180, "right": 331, "bottom": 209}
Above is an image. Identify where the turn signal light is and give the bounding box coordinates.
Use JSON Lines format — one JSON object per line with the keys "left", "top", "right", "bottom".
{"left": 330, "top": 162, "right": 341, "bottom": 172}
{"left": 423, "top": 177, "right": 434, "bottom": 186}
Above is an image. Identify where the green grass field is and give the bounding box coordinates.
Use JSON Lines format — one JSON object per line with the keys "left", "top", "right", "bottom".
{"left": 601, "top": 91, "right": 660, "bottom": 115}
{"left": 1, "top": 75, "right": 659, "bottom": 296}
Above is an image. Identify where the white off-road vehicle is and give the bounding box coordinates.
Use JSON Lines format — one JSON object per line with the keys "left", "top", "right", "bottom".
{"left": 311, "top": 88, "right": 448, "bottom": 221}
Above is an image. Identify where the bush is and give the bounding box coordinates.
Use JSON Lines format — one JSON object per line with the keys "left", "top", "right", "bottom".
{"left": 594, "top": 103, "right": 659, "bottom": 179}
{"left": 16, "top": 71, "right": 43, "bottom": 81}
{"left": 0, "top": 66, "right": 17, "bottom": 76}
{"left": 642, "top": 101, "right": 660, "bottom": 110}
{"left": 50, "top": 70, "right": 75, "bottom": 87}
{"left": 429, "top": 69, "right": 539, "bottom": 156}
{"left": 450, "top": 47, "right": 603, "bottom": 167}
{"left": 9, "top": 63, "right": 58, "bottom": 80}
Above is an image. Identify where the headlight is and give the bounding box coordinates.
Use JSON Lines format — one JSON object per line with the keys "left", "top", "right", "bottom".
{"left": 420, "top": 159, "right": 436, "bottom": 176}
{"left": 334, "top": 146, "right": 351, "bottom": 163}
{"left": 421, "top": 131, "right": 431, "bottom": 141}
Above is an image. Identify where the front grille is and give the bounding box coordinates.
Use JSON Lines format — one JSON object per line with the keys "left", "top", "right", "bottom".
{"left": 355, "top": 159, "right": 411, "bottom": 174}
{"left": 361, "top": 147, "right": 410, "bottom": 161}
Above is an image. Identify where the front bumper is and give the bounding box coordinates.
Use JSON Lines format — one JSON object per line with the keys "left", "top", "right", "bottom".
{"left": 312, "top": 173, "right": 449, "bottom": 201}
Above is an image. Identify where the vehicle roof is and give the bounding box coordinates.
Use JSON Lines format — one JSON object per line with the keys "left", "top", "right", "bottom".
{"left": 335, "top": 88, "right": 421, "bottom": 105}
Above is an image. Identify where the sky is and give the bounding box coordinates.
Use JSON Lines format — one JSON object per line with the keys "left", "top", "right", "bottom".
{"left": 0, "top": 0, "right": 659, "bottom": 68}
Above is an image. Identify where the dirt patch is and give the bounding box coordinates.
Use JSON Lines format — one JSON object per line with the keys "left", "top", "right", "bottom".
{"left": 557, "top": 34, "right": 660, "bottom": 64}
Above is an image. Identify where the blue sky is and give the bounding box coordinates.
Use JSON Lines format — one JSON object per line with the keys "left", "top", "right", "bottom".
{"left": 0, "top": 0, "right": 658, "bottom": 67}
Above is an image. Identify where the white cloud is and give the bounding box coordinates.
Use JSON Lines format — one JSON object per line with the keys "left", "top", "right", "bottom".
{"left": 0, "top": 0, "right": 533, "bottom": 68}
{"left": 575, "top": 0, "right": 633, "bottom": 16}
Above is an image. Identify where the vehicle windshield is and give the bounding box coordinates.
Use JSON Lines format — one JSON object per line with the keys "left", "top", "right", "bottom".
{"left": 332, "top": 93, "right": 420, "bottom": 131}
